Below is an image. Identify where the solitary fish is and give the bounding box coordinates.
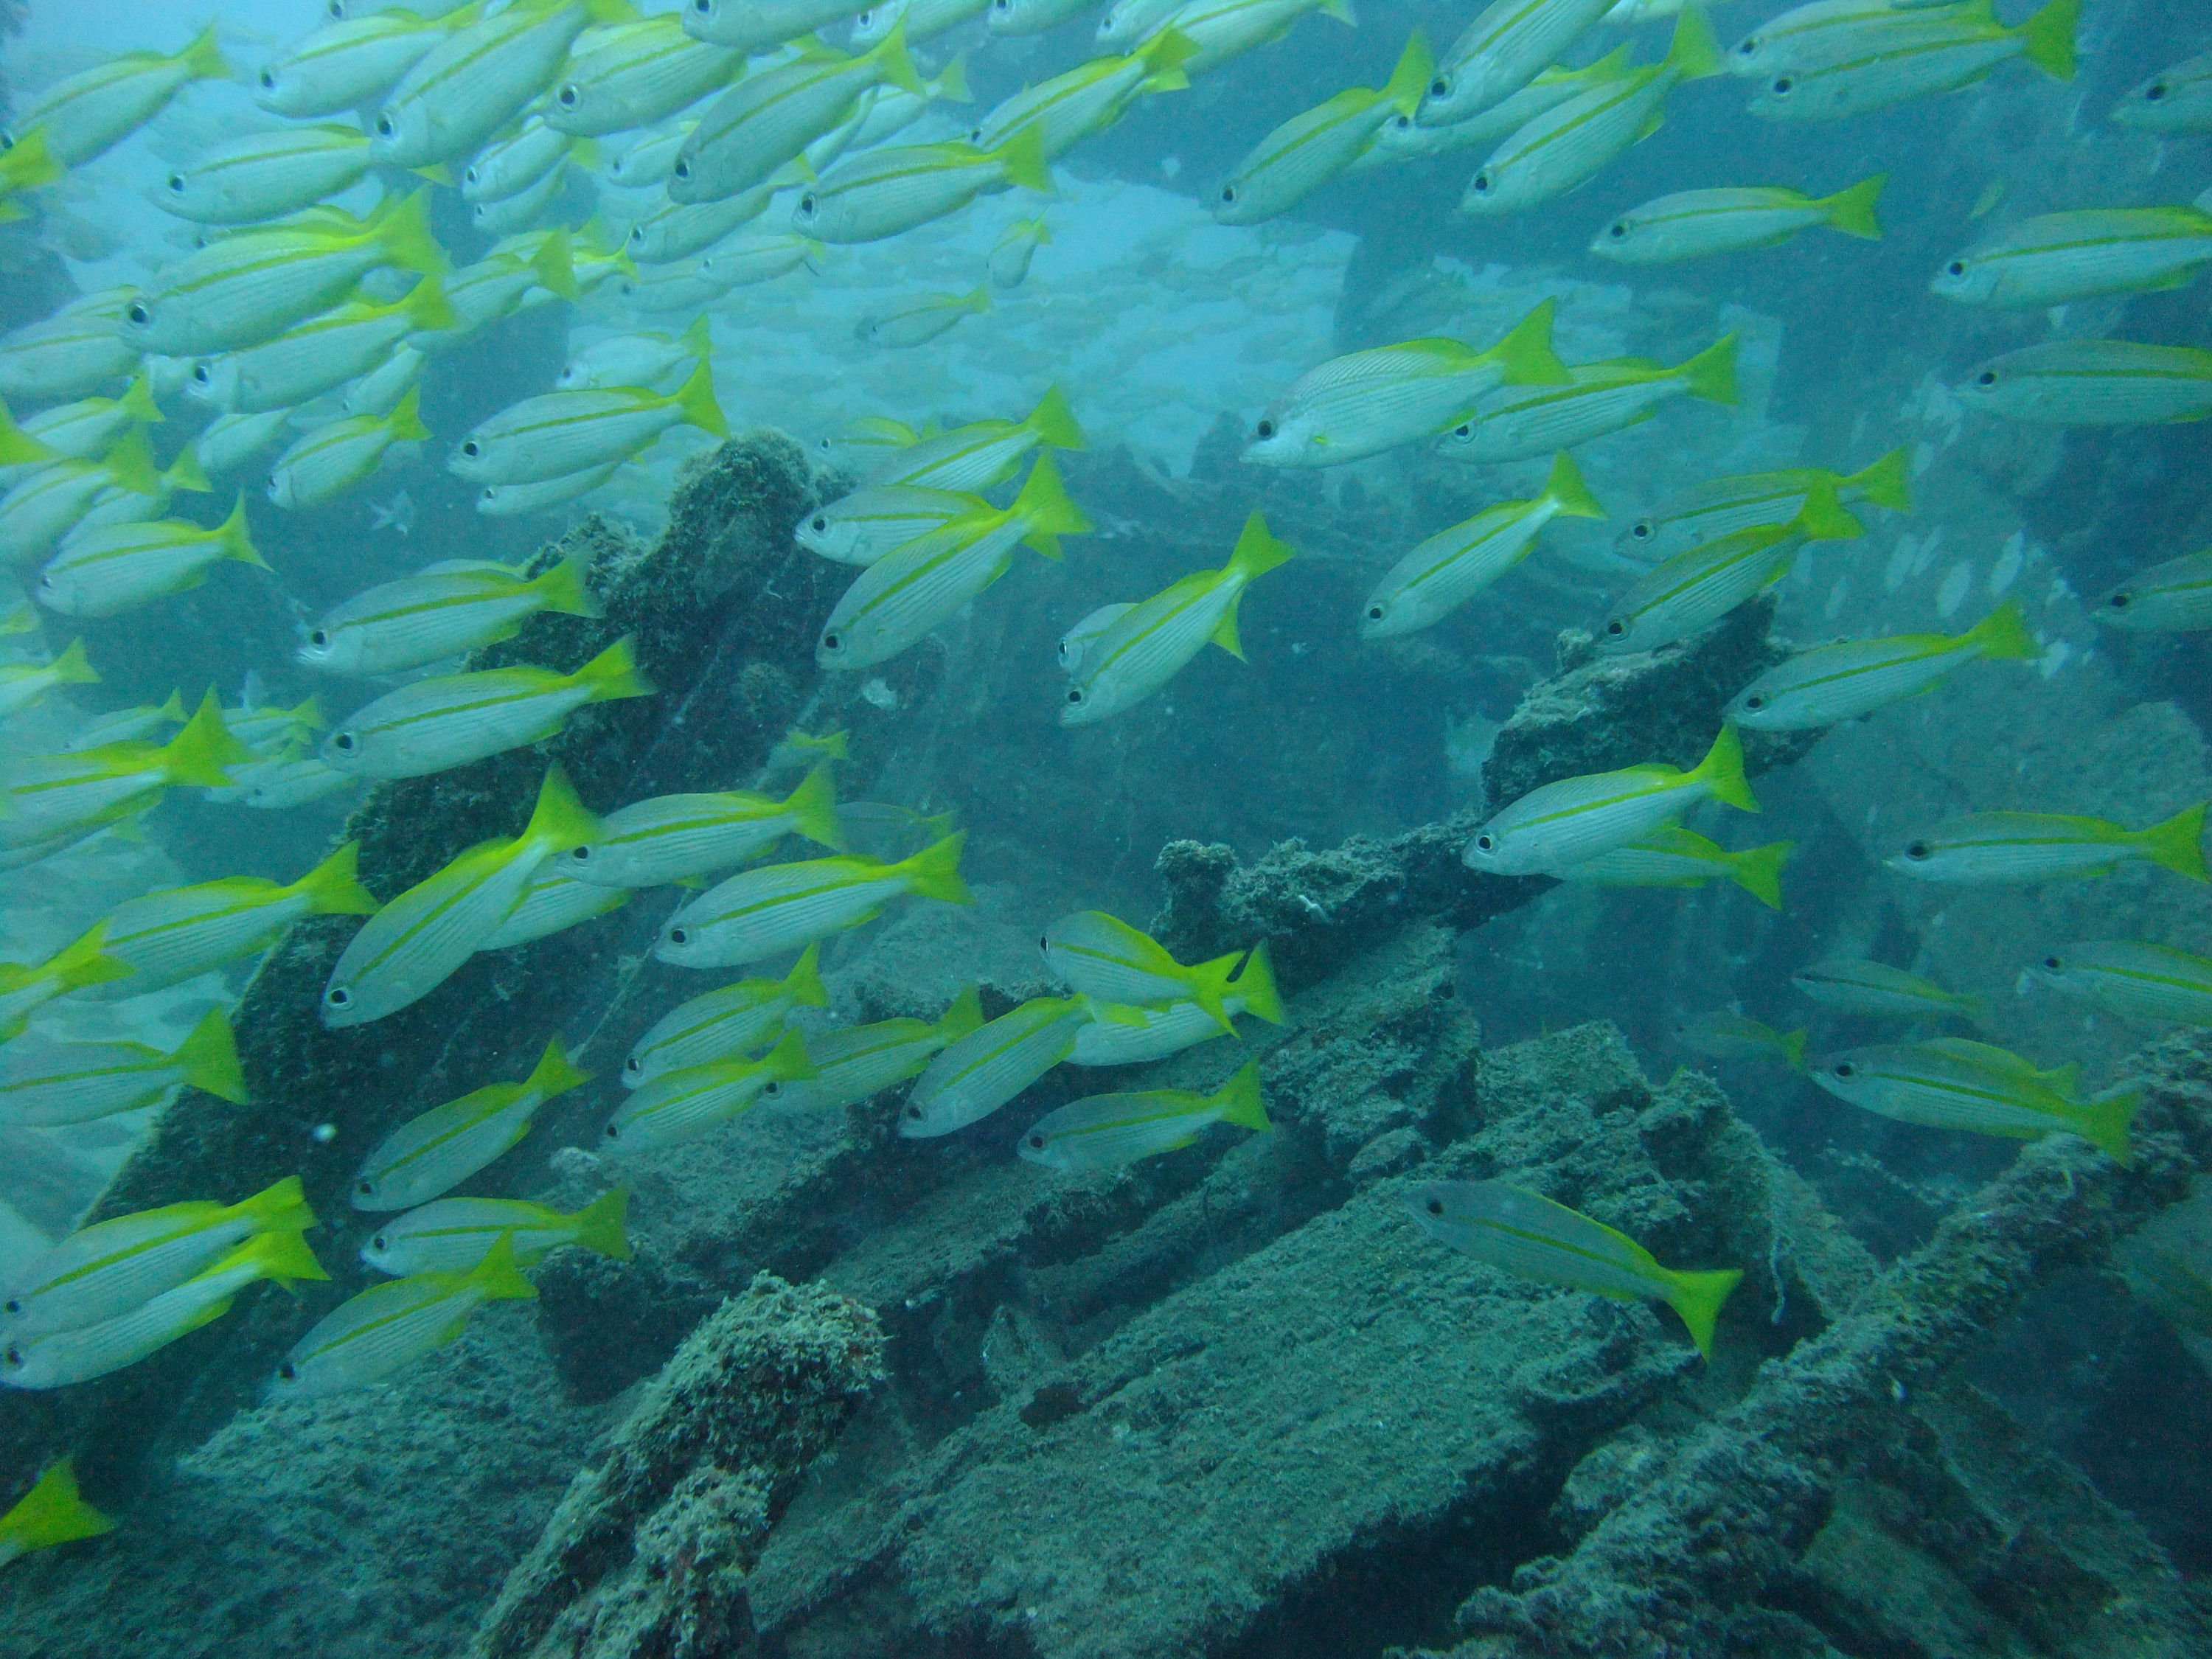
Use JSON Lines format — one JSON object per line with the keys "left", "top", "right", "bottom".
{"left": 267, "top": 1234, "right": 536, "bottom": 1401}
{"left": 1808, "top": 1038, "right": 2138, "bottom": 1164}
{"left": 1062, "top": 511, "right": 1295, "bottom": 724}
{"left": 602, "top": 1031, "right": 816, "bottom": 1150}
{"left": 352, "top": 1037, "right": 592, "bottom": 1211}
{"left": 0, "top": 1462, "right": 114, "bottom": 1568}
{"left": 1244, "top": 299, "right": 1568, "bottom": 467}
{"left": 1559, "top": 828, "right": 1792, "bottom": 909}
{"left": 900, "top": 994, "right": 1096, "bottom": 1137}
{"left": 1726, "top": 599, "right": 2037, "bottom": 730}
{"left": 0, "top": 1006, "right": 248, "bottom": 1128}
{"left": 1405, "top": 1179, "right": 1743, "bottom": 1360}
{"left": 0, "top": 1175, "right": 315, "bottom": 1342}
{"left": 2029, "top": 942, "right": 2212, "bottom": 1026}
{"left": 321, "top": 766, "right": 599, "bottom": 1028}
{"left": 656, "top": 832, "right": 972, "bottom": 968}
{"left": 773, "top": 987, "right": 985, "bottom": 1111}
{"left": 362, "top": 1188, "right": 632, "bottom": 1277}
{"left": 625, "top": 944, "right": 830, "bottom": 1088}
{"left": 1791, "top": 958, "right": 1983, "bottom": 1020}
{"left": 563, "top": 766, "right": 846, "bottom": 888}
{"left": 2093, "top": 550, "right": 2212, "bottom": 633}
{"left": 1886, "top": 804, "right": 2208, "bottom": 885}
{"left": 1464, "top": 726, "right": 1759, "bottom": 875}
{"left": 321, "top": 636, "right": 653, "bottom": 781}
{"left": 1592, "top": 175, "right": 1885, "bottom": 263}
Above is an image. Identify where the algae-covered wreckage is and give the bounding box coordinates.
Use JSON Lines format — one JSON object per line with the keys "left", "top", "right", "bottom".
{"left": 1, "top": 436, "right": 2210, "bottom": 1659}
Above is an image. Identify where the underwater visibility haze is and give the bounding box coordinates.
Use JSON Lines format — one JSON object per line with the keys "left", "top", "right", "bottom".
{"left": 0, "top": 0, "right": 2210, "bottom": 1652}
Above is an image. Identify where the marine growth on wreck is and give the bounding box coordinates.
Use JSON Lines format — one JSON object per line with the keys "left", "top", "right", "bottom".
{"left": 0, "top": 0, "right": 2208, "bottom": 1655}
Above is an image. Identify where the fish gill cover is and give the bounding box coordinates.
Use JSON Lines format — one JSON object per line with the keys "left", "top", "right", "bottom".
{"left": 0, "top": 0, "right": 2207, "bottom": 1655}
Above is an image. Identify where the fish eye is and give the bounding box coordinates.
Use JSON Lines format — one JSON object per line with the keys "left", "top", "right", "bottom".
{"left": 1428, "top": 77, "right": 1449, "bottom": 98}
{"left": 1976, "top": 369, "right": 1997, "bottom": 387}
{"left": 905, "top": 1102, "right": 922, "bottom": 1118}
{"left": 1028, "top": 1133, "right": 1046, "bottom": 1148}
{"left": 1366, "top": 605, "right": 1384, "bottom": 621}
{"left": 2, "top": 1298, "right": 18, "bottom": 1314}
{"left": 375, "top": 114, "right": 394, "bottom": 138}
{"left": 2108, "top": 591, "right": 2131, "bottom": 608}
{"left": 1472, "top": 173, "right": 1491, "bottom": 194}
{"left": 557, "top": 85, "right": 579, "bottom": 107}
{"left": 1219, "top": 185, "right": 1237, "bottom": 204}
{"left": 309, "top": 628, "right": 328, "bottom": 647}
{"left": 604, "top": 1121, "right": 622, "bottom": 1139}
{"left": 461, "top": 439, "right": 481, "bottom": 457}
{"left": 192, "top": 364, "right": 211, "bottom": 383}
{"left": 669, "top": 926, "right": 689, "bottom": 945}
{"left": 1770, "top": 77, "right": 1793, "bottom": 95}
{"left": 1630, "top": 520, "right": 1652, "bottom": 540}
{"left": 1453, "top": 423, "right": 1472, "bottom": 438}
{"left": 325, "top": 986, "right": 351, "bottom": 1007}
{"left": 331, "top": 731, "right": 356, "bottom": 751}
{"left": 1744, "top": 694, "right": 1766, "bottom": 709}
{"left": 1066, "top": 687, "right": 1083, "bottom": 703}
{"left": 1475, "top": 833, "right": 1495, "bottom": 852}
{"left": 127, "top": 302, "right": 150, "bottom": 325}
{"left": 1607, "top": 222, "right": 1627, "bottom": 240}
{"left": 810, "top": 515, "right": 828, "bottom": 532}
{"left": 258, "top": 69, "right": 276, "bottom": 89}
{"left": 1390, "top": 115, "right": 1411, "bottom": 132}
{"left": 278, "top": 1360, "right": 297, "bottom": 1380}
{"left": 858, "top": 9, "right": 872, "bottom": 22}
{"left": 356, "top": 1177, "right": 374, "bottom": 1197}
{"left": 799, "top": 194, "right": 817, "bottom": 215}
{"left": 37, "top": 573, "right": 50, "bottom": 588}
{"left": 1947, "top": 260, "right": 1966, "bottom": 277}
{"left": 1904, "top": 840, "right": 1931, "bottom": 860}
{"left": 464, "top": 167, "right": 481, "bottom": 186}
{"left": 692, "top": 0, "right": 712, "bottom": 12}
{"left": 1832, "top": 1061, "right": 1856, "bottom": 1078}
{"left": 2, "top": 1346, "right": 18, "bottom": 1368}
{"left": 969, "top": 128, "right": 986, "bottom": 144}
{"left": 1734, "top": 38, "right": 1756, "bottom": 55}
{"left": 625, "top": 1055, "right": 642, "bottom": 1073}
{"left": 167, "top": 173, "right": 187, "bottom": 193}
{"left": 2043, "top": 954, "right": 2063, "bottom": 970}
{"left": 1039, "top": 934, "right": 1051, "bottom": 950}
{"left": 1604, "top": 619, "right": 1627, "bottom": 636}
{"left": 763, "top": 1080, "right": 781, "bottom": 1096}
{"left": 371, "top": 1234, "right": 386, "bottom": 1251}
{"left": 1254, "top": 419, "right": 1275, "bottom": 440}
{"left": 821, "top": 631, "right": 841, "bottom": 651}
{"left": 1425, "top": 1197, "right": 1443, "bottom": 1215}
{"left": 2146, "top": 81, "right": 2168, "bottom": 102}
{"left": 672, "top": 159, "right": 690, "bottom": 180}
{"left": 570, "top": 845, "right": 591, "bottom": 862}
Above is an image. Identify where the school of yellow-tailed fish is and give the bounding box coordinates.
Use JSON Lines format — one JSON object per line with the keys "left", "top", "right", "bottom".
{"left": 0, "top": 0, "right": 2208, "bottom": 1566}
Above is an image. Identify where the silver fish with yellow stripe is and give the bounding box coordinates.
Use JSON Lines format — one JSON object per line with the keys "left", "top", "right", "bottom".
{"left": 1416, "top": 0, "right": 1621, "bottom": 127}
{"left": 1792, "top": 957, "right": 1983, "bottom": 1020}
{"left": 254, "top": 8, "right": 457, "bottom": 117}
{"left": 449, "top": 359, "right": 727, "bottom": 486}
{"left": 1040, "top": 911, "right": 1245, "bottom": 1023}
{"left": 900, "top": 995, "right": 1094, "bottom": 1137}
{"left": 774, "top": 989, "right": 986, "bottom": 1111}
{"left": 1020, "top": 1058, "right": 1270, "bottom": 1171}
{"left": 791, "top": 127, "right": 1052, "bottom": 244}
{"left": 973, "top": 29, "right": 1194, "bottom": 162}
{"left": 156, "top": 125, "right": 380, "bottom": 226}
{"left": 321, "top": 767, "right": 600, "bottom": 1027}
{"left": 1725, "top": 600, "right": 2036, "bottom": 730}
{"left": 602, "top": 1032, "right": 815, "bottom": 1150}
{"left": 656, "top": 832, "right": 972, "bottom": 968}
{"left": 1061, "top": 511, "right": 1294, "bottom": 724}
{"left": 1441, "top": 337, "right": 1738, "bottom": 466}
{"left": 1557, "top": 827, "right": 1792, "bottom": 909}
{"left": 0, "top": 1006, "right": 247, "bottom": 1129}
{"left": 352, "top": 1037, "right": 591, "bottom": 1211}
{"left": 39, "top": 495, "right": 267, "bottom": 619}
{"left": 2030, "top": 941, "right": 2212, "bottom": 1027}
{"left": 321, "top": 636, "right": 653, "bottom": 781}
{"left": 1955, "top": 338, "right": 2212, "bottom": 425}
{"left": 2095, "top": 550, "right": 2212, "bottom": 633}
{"left": 1362, "top": 453, "right": 1604, "bottom": 639}
{"left": 1932, "top": 195, "right": 2212, "bottom": 309}
{"left": 1212, "top": 33, "right": 1429, "bottom": 225}
{"left": 1617, "top": 449, "right": 1908, "bottom": 560}
{"left": 1464, "top": 726, "right": 1759, "bottom": 876}
{"left": 1746, "top": 0, "right": 2079, "bottom": 122}
{"left": 3, "top": 23, "right": 227, "bottom": 167}
{"left": 672, "top": 27, "right": 925, "bottom": 202}
{"left": 267, "top": 1234, "right": 535, "bottom": 1400}
{"left": 371, "top": 0, "right": 630, "bottom": 167}
{"left": 298, "top": 549, "right": 602, "bottom": 678}
{"left": 546, "top": 15, "right": 746, "bottom": 137}
{"left": 1809, "top": 1037, "right": 2137, "bottom": 1164}
{"left": 874, "top": 386, "right": 1084, "bottom": 491}
{"left": 625, "top": 945, "right": 830, "bottom": 1088}
{"left": 1593, "top": 175, "right": 1885, "bottom": 263}
{"left": 564, "top": 768, "right": 845, "bottom": 890}
{"left": 362, "top": 1189, "right": 631, "bottom": 1277}
{"left": 798, "top": 484, "right": 984, "bottom": 566}
{"left": 1887, "top": 805, "right": 2210, "bottom": 886}
{"left": 189, "top": 282, "right": 453, "bottom": 414}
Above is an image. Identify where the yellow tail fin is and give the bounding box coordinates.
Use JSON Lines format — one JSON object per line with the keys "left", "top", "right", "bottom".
{"left": 161, "top": 441, "right": 213, "bottom": 495}
{"left": 672, "top": 354, "right": 728, "bottom": 439}
{"left": 1212, "top": 1059, "right": 1271, "bottom": 1133}
{"left": 992, "top": 124, "right": 1054, "bottom": 195}
{"left": 1663, "top": 4, "right": 1725, "bottom": 81}
{"left": 43, "top": 924, "right": 133, "bottom": 994}
{"left": 464, "top": 1233, "right": 538, "bottom": 1302}
{"left": 530, "top": 228, "right": 581, "bottom": 303}
{"left": 1959, "top": 598, "right": 2037, "bottom": 661}
{"left": 291, "top": 841, "right": 380, "bottom": 917}
{"left": 1679, "top": 334, "right": 1739, "bottom": 406}
{"left": 782, "top": 765, "right": 847, "bottom": 852}
{"left": 403, "top": 276, "right": 456, "bottom": 333}
{"left": 369, "top": 188, "right": 447, "bottom": 278}
{"left": 238, "top": 1225, "right": 330, "bottom": 1288}
{"left": 159, "top": 690, "right": 254, "bottom": 787}
{"left": 1490, "top": 297, "right": 1571, "bottom": 387}
{"left": 870, "top": 17, "right": 928, "bottom": 97}
{"left": 1231, "top": 939, "right": 1285, "bottom": 1024}
{"left": 1011, "top": 452, "right": 1091, "bottom": 558}
{"left": 1138, "top": 27, "right": 1199, "bottom": 94}
{"left": 1024, "top": 384, "right": 1085, "bottom": 451}
{"left": 385, "top": 386, "right": 431, "bottom": 445}
{"left": 1728, "top": 839, "right": 1792, "bottom": 910}
{"left": 568, "top": 1186, "right": 633, "bottom": 1262}
{"left": 1820, "top": 173, "right": 1886, "bottom": 240}
{"left": 762, "top": 1028, "right": 816, "bottom": 1082}
{"left": 529, "top": 547, "right": 603, "bottom": 620}
{"left": 571, "top": 635, "right": 655, "bottom": 704}
{"left": 1663, "top": 1266, "right": 1742, "bottom": 1361}
{"left": 46, "top": 638, "right": 97, "bottom": 686}
{"left": 1692, "top": 726, "right": 1760, "bottom": 813}
{"left": 178, "top": 20, "right": 229, "bottom": 82}
{"left": 0, "top": 1461, "right": 115, "bottom": 1558}
{"left": 783, "top": 940, "right": 830, "bottom": 1008}
{"left": 1843, "top": 446, "right": 1911, "bottom": 511}
{"left": 212, "top": 492, "right": 268, "bottom": 568}
{"left": 1542, "top": 451, "right": 1607, "bottom": 519}
{"left": 2070, "top": 1083, "right": 2141, "bottom": 1165}
{"left": 171, "top": 1005, "right": 248, "bottom": 1103}
{"left": 524, "top": 1034, "right": 592, "bottom": 1100}
{"left": 1378, "top": 29, "right": 1433, "bottom": 117}
{"left": 2139, "top": 801, "right": 2209, "bottom": 883}
{"left": 1188, "top": 950, "right": 1244, "bottom": 1035}
{"left": 1793, "top": 473, "right": 1865, "bottom": 542}
{"left": 1779, "top": 1028, "right": 1809, "bottom": 1073}
{"left": 931, "top": 54, "right": 973, "bottom": 103}
{"left": 899, "top": 831, "right": 973, "bottom": 905}
{"left": 102, "top": 427, "right": 161, "bottom": 498}
{"left": 2018, "top": 0, "right": 2080, "bottom": 80}
{"left": 936, "top": 984, "right": 984, "bottom": 1043}
{"left": 229, "top": 1174, "right": 316, "bottom": 1237}
{"left": 521, "top": 763, "right": 602, "bottom": 855}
